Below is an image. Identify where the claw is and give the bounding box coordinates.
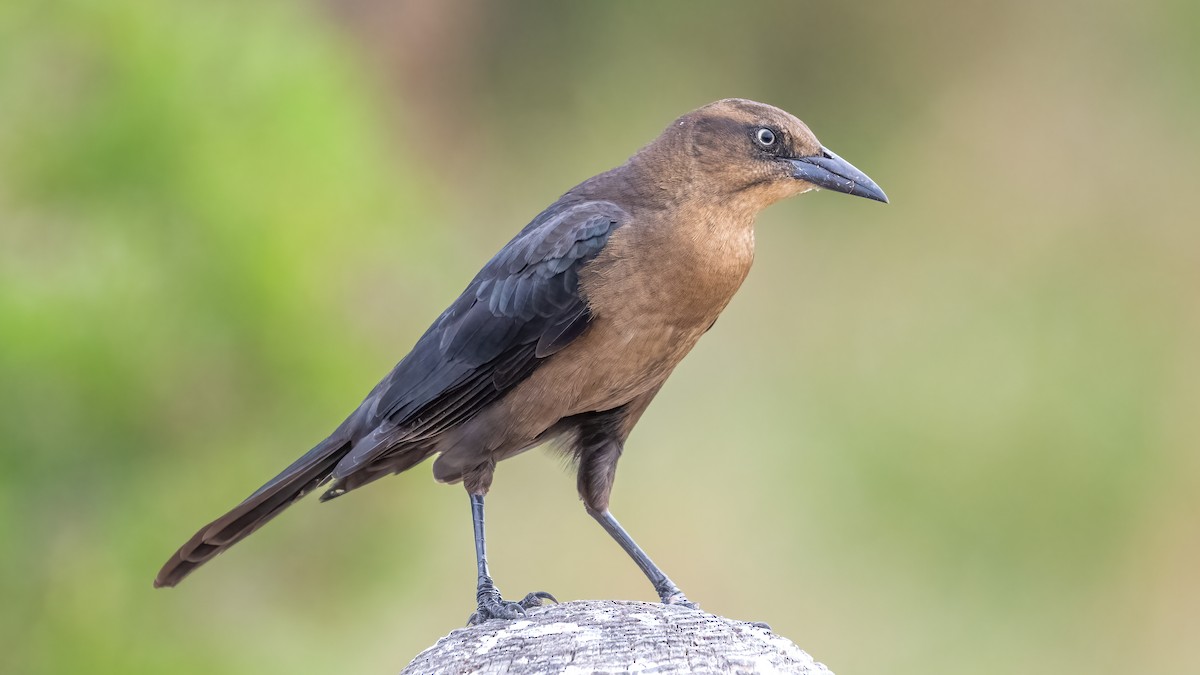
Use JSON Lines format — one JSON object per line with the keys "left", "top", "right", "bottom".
{"left": 467, "top": 588, "right": 559, "bottom": 625}
{"left": 520, "top": 591, "right": 558, "bottom": 607}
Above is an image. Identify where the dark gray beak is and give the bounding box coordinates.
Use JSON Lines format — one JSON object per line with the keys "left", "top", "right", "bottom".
{"left": 789, "top": 147, "right": 888, "bottom": 204}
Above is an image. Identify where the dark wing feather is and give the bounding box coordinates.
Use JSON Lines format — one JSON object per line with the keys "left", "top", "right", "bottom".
{"left": 328, "top": 199, "right": 627, "bottom": 481}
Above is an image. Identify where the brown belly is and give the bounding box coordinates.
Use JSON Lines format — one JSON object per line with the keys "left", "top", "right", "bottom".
{"left": 557, "top": 316, "right": 703, "bottom": 411}
{"left": 429, "top": 312, "right": 709, "bottom": 479}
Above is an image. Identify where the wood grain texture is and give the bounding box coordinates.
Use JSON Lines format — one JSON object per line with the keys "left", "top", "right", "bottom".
{"left": 401, "top": 600, "right": 833, "bottom": 675}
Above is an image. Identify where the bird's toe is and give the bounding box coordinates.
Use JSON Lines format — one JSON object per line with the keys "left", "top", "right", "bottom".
{"left": 467, "top": 588, "right": 559, "bottom": 625}
{"left": 467, "top": 599, "right": 521, "bottom": 625}
{"left": 661, "top": 591, "right": 700, "bottom": 610}
{"left": 518, "top": 591, "right": 558, "bottom": 609}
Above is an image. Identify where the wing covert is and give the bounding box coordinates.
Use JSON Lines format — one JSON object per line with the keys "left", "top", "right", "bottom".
{"left": 359, "top": 199, "right": 627, "bottom": 452}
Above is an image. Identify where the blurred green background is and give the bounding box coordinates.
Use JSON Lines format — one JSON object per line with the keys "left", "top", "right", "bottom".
{"left": 2, "top": 1, "right": 1198, "bottom": 673}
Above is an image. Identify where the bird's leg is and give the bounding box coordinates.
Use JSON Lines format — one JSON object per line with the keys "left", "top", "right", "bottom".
{"left": 573, "top": 415, "right": 696, "bottom": 609}
{"left": 588, "top": 508, "right": 697, "bottom": 609}
{"left": 466, "top": 493, "right": 556, "bottom": 625}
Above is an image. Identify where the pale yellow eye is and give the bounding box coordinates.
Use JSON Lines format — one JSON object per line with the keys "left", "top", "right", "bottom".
{"left": 755, "top": 128, "right": 776, "bottom": 147}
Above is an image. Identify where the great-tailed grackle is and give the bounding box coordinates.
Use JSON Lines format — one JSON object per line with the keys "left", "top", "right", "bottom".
{"left": 155, "top": 99, "right": 887, "bottom": 623}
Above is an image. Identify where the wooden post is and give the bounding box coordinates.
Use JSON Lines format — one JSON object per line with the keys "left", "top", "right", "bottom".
{"left": 401, "top": 599, "right": 833, "bottom": 674}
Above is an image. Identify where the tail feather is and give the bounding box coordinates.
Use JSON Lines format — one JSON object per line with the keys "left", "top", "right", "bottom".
{"left": 319, "top": 441, "right": 436, "bottom": 502}
{"left": 153, "top": 433, "right": 353, "bottom": 588}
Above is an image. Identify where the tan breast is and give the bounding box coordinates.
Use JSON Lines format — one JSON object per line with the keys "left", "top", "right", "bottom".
{"left": 585, "top": 206, "right": 755, "bottom": 327}
{"left": 561, "top": 206, "right": 757, "bottom": 410}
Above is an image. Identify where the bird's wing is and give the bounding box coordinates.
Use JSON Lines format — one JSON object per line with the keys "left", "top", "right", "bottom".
{"left": 330, "top": 199, "right": 628, "bottom": 479}
{"left": 154, "top": 199, "right": 627, "bottom": 587}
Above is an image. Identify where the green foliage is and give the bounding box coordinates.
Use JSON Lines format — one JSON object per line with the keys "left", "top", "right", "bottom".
{"left": 0, "top": 1, "right": 434, "bottom": 672}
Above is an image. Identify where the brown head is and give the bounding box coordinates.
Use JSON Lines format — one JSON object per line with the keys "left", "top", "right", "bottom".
{"left": 628, "top": 98, "right": 887, "bottom": 210}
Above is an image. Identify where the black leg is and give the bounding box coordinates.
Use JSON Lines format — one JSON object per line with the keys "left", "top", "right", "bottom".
{"left": 467, "top": 493, "right": 557, "bottom": 625}
{"left": 471, "top": 493, "right": 499, "bottom": 606}
{"left": 589, "top": 508, "right": 697, "bottom": 608}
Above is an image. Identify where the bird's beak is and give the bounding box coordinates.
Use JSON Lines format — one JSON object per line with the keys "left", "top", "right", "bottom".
{"left": 788, "top": 147, "right": 888, "bottom": 204}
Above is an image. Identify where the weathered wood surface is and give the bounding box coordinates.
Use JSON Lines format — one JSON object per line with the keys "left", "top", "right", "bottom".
{"left": 401, "top": 599, "right": 832, "bottom": 675}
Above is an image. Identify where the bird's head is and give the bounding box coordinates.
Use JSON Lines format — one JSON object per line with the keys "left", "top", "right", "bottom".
{"left": 657, "top": 98, "right": 888, "bottom": 209}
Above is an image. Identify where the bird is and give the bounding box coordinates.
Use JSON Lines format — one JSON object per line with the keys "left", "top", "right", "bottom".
{"left": 154, "top": 98, "right": 887, "bottom": 623}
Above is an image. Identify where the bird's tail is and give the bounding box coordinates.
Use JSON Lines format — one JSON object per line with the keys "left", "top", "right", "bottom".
{"left": 153, "top": 429, "right": 354, "bottom": 588}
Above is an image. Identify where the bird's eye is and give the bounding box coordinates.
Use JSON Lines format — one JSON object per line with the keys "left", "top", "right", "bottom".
{"left": 755, "top": 128, "right": 776, "bottom": 148}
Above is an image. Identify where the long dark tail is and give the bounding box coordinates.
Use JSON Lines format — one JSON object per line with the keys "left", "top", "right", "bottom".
{"left": 154, "top": 430, "right": 354, "bottom": 588}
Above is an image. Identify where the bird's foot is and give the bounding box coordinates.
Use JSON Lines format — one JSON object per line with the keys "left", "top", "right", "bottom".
{"left": 467, "top": 586, "right": 558, "bottom": 625}
{"left": 659, "top": 588, "right": 700, "bottom": 610}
